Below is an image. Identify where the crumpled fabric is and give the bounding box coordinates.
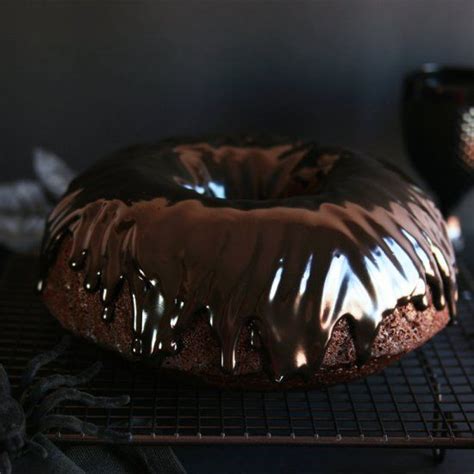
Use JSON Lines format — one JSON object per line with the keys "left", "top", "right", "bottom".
{"left": 0, "top": 149, "right": 74, "bottom": 253}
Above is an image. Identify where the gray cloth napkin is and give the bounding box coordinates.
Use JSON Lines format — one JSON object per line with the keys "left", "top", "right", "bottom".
{"left": 0, "top": 148, "right": 74, "bottom": 253}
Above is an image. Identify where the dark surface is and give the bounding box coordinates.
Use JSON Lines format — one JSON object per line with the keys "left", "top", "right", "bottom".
{"left": 175, "top": 446, "right": 474, "bottom": 474}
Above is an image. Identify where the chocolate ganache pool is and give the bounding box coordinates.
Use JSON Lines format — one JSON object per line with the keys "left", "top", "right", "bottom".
{"left": 38, "top": 136, "right": 457, "bottom": 384}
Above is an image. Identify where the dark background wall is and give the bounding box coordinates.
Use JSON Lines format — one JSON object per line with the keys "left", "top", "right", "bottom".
{"left": 2, "top": 0, "right": 474, "bottom": 182}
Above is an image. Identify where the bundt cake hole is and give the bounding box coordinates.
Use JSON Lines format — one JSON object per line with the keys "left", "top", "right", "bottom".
{"left": 173, "top": 144, "right": 340, "bottom": 202}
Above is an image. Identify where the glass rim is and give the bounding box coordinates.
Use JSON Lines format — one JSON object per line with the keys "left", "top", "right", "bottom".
{"left": 404, "top": 64, "right": 474, "bottom": 102}
{"left": 406, "top": 64, "right": 474, "bottom": 87}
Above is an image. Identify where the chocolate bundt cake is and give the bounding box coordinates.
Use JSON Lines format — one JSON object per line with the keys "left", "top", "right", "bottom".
{"left": 39, "top": 136, "right": 457, "bottom": 389}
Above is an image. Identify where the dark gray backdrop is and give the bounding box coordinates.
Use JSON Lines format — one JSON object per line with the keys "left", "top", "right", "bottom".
{"left": 2, "top": 0, "right": 474, "bottom": 182}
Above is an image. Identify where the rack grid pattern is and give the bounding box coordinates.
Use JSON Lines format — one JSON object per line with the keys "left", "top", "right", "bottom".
{"left": 1, "top": 256, "right": 473, "bottom": 455}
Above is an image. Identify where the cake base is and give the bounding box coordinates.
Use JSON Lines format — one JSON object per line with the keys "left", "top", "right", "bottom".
{"left": 41, "top": 238, "right": 450, "bottom": 390}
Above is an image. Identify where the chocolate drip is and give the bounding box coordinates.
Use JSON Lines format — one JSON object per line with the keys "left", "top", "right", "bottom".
{"left": 38, "top": 137, "right": 457, "bottom": 383}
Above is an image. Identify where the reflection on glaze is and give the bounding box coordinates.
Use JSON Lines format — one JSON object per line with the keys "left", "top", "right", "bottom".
{"left": 269, "top": 260, "right": 284, "bottom": 302}
{"left": 38, "top": 137, "right": 457, "bottom": 382}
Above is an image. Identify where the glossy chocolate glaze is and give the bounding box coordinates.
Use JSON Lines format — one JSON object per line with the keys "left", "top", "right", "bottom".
{"left": 38, "top": 137, "right": 457, "bottom": 382}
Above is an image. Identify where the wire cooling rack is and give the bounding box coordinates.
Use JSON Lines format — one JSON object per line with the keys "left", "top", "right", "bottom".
{"left": 1, "top": 255, "right": 474, "bottom": 462}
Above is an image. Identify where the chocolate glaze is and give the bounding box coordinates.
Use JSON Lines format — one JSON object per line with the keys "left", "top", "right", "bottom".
{"left": 38, "top": 137, "right": 457, "bottom": 382}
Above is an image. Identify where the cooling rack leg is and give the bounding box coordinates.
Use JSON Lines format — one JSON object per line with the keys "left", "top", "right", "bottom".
{"left": 431, "top": 374, "right": 448, "bottom": 464}
{"left": 431, "top": 379, "right": 447, "bottom": 464}
{"left": 418, "top": 350, "right": 448, "bottom": 464}
{"left": 432, "top": 448, "right": 446, "bottom": 464}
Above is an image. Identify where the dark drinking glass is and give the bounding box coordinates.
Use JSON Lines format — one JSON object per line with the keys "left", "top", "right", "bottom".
{"left": 402, "top": 64, "right": 474, "bottom": 216}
